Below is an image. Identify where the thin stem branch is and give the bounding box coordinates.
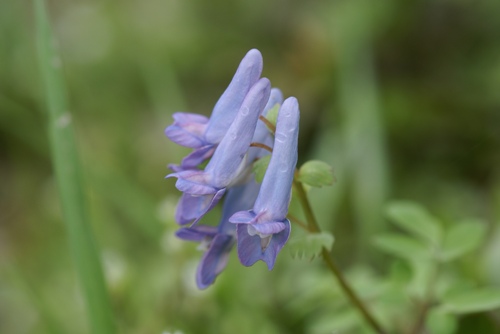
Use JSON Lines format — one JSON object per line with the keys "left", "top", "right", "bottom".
{"left": 250, "top": 142, "right": 273, "bottom": 153}
{"left": 259, "top": 115, "right": 276, "bottom": 133}
{"left": 287, "top": 213, "right": 309, "bottom": 231}
{"left": 293, "top": 176, "right": 387, "bottom": 334}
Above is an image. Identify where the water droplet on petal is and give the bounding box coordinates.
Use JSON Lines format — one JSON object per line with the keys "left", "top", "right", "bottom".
{"left": 280, "top": 162, "right": 288, "bottom": 172}
{"left": 240, "top": 107, "right": 249, "bottom": 116}
{"left": 275, "top": 133, "right": 286, "bottom": 143}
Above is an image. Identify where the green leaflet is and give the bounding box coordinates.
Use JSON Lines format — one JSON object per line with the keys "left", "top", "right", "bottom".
{"left": 288, "top": 232, "right": 335, "bottom": 260}
{"left": 297, "top": 160, "right": 335, "bottom": 188}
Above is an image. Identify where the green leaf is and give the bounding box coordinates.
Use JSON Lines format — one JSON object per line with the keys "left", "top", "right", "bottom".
{"left": 426, "top": 308, "right": 457, "bottom": 334}
{"left": 35, "top": 1, "right": 116, "bottom": 333}
{"left": 439, "top": 287, "right": 500, "bottom": 314}
{"left": 407, "top": 261, "right": 434, "bottom": 299}
{"left": 288, "top": 232, "right": 334, "bottom": 260}
{"left": 297, "top": 160, "right": 335, "bottom": 188}
{"left": 252, "top": 155, "right": 271, "bottom": 183}
{"left": 439, "top": 219, "right": 486, "bottom": 262}
{"left": 386, "top": 201, "right": 442, "bottom": 246}
{"left": 265, "top": 103, "right": 280, "bottom": 128}
{"left": 372, "top": 233, "right": 431, "bottom": 261}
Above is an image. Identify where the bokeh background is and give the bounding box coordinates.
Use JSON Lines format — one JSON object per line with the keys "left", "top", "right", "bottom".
{"left": 1, "top": 0, "right": 500, "bottom": 333}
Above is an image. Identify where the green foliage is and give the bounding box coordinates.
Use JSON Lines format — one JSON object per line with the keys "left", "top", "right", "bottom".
{"left": 386, "top": 201, "right": 442, "bottom": 246}
{"left": 373, "top": 233, "right": 431, "bottom": 261}
{"left": 252, "top": 155, "right": 271, "bottom": 183}
{"left": 371, "top": 201, "right": 498, "bottom": 333}
{"left": 439, "top": 288, "right": 500, "bottom": 314}
{"left": 426, "top": 309, "right": 457, "bottom": 334}
{"left": 288, "top": 232, "right": 334, "bottom": 260}
{"left": 439, "top": 220, "right": 487, "bottom": 262}
{"left": 297, "top": 160, "right": 335, "bottom": 188}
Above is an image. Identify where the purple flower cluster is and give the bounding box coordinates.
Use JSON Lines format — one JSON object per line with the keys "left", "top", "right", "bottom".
{"left": 165, "top": 49, "right": 299, "bottom": 289}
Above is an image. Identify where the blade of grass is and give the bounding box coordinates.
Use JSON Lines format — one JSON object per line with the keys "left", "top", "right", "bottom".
{"left": 34, "top": 1, "right": 116, "bottom": 333}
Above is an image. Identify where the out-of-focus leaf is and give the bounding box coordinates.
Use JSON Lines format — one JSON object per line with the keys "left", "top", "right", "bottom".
{"left": 252, "top": 155, "right": 271, "bottom": 183}
{"left": 439, "top": 220, "right": 486, "bottom": 262}
{"left": 426, "top": 308, "right": 457, "bottom": 334}
{"left": 439, "top": 287, "right": 500, "bottom": 314}
{"left": 297, "top": 160, "right": 335, "bottom": 188}
{"left": 288, "top": 232, "right": 334, "bottom": 260}
{"left": 373, "top": 233, "right": 430, "bottom": 261}
{"left": 386, "top": 201, "right": 442, "bottom": 246}
{"left": 308, "top": 308, "right": 360, "bottom": 334}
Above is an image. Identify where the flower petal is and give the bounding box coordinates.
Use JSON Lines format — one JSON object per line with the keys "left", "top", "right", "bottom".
{"left": 261, "top": 219, "right": 291, "bottom": 270}
{"left": 236, "top": 224, "right": 264, "bottom": 267}
{"left": 180, "top": 145, "right": 216, "bottom": 169}
{"left": 218, "top": 180, "right": 260, "bottom": 233}
{"left": 247, "top": 88, "right": 284, "bottom": 162}
{"left": 172, "top": 112, "right": 210, "bottom": 124}
{"left": 206, "top": 78, "right": 271, "bottom": 187}
{"left": 164, "top": 112, "right": 209, "bottom": 148}
{"left": 174, "top": 189, "right": 226, "bottom": 225}
{"left": 196, "top": 234, "right": 234, "bottom": 289}
{"left": 249, "top": 221, "right": 286, "bottom": 235}
{"left": 254, "top": 97, "right": 299, "bottom": 220}
{"left": 176, "top": 225, "right": 218, "bottom": 241}
{"left": 229, "top": 210, "right": 256, "bottom": 224}
{"left": 263, "top": 88, "right": 283, "bottom": 117}
{"left": 175, "top": 193, "right": 207, "bottom": 225}
{"left": 236, "top": 219, "right": 290, "bottom": 269}
{"left": 205, "top": 49, "right": 263, "bottom": 144}
{"left": 167, "top": 170, "right": 216, "bottom": 195}
{"left": 190, "top": 188, "right": 226, "bottom": 226}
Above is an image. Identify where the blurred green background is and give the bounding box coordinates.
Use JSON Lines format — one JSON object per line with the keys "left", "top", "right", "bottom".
{"left": 1, "top": 0, "right": 500, "bottom": 333}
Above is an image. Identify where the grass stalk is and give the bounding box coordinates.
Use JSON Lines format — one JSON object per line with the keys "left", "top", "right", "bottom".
{"left": 34, "top": 1, "right": 116, "bottom": 333}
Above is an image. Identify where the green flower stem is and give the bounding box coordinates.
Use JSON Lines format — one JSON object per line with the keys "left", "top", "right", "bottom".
{"left": 35, "top": 1, "right": 116, "bottom": 333}
{"left": 293, "top": 176, "right": 387, "bottom": 334}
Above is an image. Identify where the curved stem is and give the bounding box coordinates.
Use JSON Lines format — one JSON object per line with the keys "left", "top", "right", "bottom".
{"left": 258, "top": 115, "right": 276, "bottom": 133}
{"left": 287, "top": 213, "right": 309, "bottom": 231}
{"left": 293, "top": 176, "right": 387, "bottom": 334}
{"left": 250, "top": 142, "right": 273, "bottom": 153}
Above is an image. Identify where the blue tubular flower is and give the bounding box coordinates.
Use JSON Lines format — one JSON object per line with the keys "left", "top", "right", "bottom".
{"left": 167, "top": 78, "right": 271, "bottom": 225}
{"left": 165, "top": 49, "right": 263, "bottom": 169}
{"left": 229, "top": 97, "right": 300, "bottom": 270}
{"left": 247, "top": 88, "right": 283, "bottom": 161}
{"left": 176, "top": 180, "right": 261, "bottom": 289}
